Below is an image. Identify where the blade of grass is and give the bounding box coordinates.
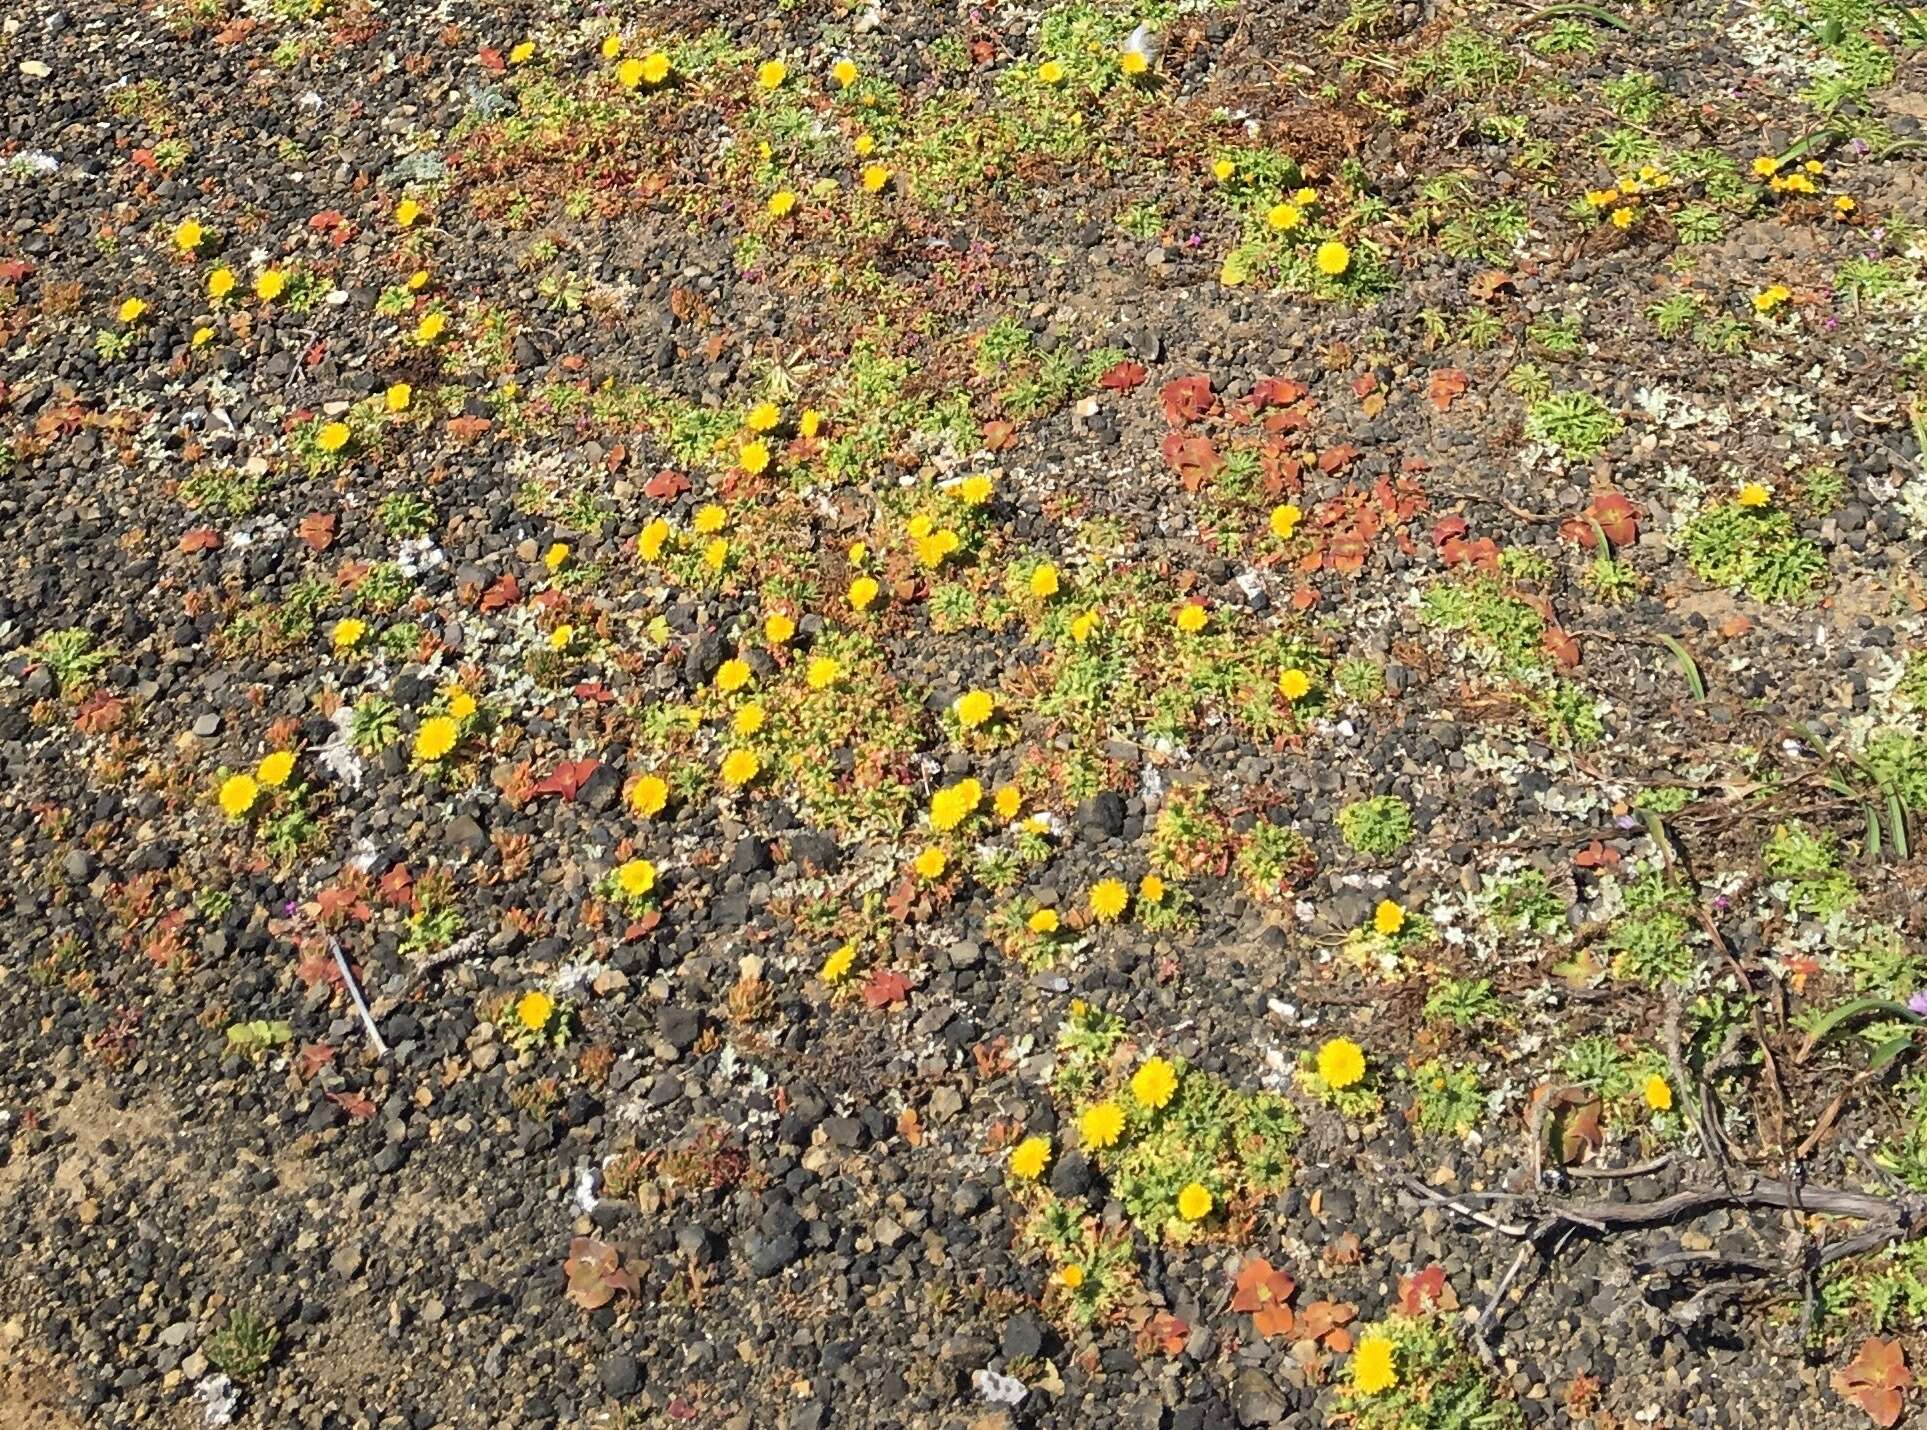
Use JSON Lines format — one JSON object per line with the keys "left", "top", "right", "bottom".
{"left": 1655, "top": 635, "right": 1706, "bottom": 700}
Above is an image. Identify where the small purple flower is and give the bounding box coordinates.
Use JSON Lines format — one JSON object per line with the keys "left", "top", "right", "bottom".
{"left": 1615, "top": 813, "right": 1638, "bottom": 830}
{"left": 1908, "top": 992, "right": 1927, "bottom": 1016}
{"left": 1713, "top": 894, "right": 1731, "bottom": 912}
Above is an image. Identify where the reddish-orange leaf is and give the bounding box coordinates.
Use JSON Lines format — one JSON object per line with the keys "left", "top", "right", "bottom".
{"left": 1159, "top": 375, "right": 1215, "bottom": 426}
{"left": 1428, "top": 369, "right": 1469, "bottom": 412}
{"left": 179, "top": 527, "right": 222, "bottom": 554}
{"left": 861, "top": 967, "right": 912, "bottom": 1009}
{"left": 479, "top": 572, "right": 520, "bottom": 612}
{"left": 644, "top": 469, "right": 691, "bottom": 500}
{"left": 1099, "top": 360, "right": 1148, "bottom": 390}
{"left": 297, "top": 511, "right": 337, "bottom": 552}
{"left": 982, "top": 420, "right": 1015, "bottom": 451}
{"left": 1836, "top": 1337, "right": 1912, "bottom": 1427}
{"left": 446, "top": 413, "right": 492, "bottom": 442}
{"left": 379, "top": 863, "right": 415, "bottom": 908}
{"left": 533, "top": 759, "right": 600, "bottom": 802}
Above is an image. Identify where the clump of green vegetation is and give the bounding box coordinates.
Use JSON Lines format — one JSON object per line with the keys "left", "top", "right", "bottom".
{"left": 1336, "top": 657, "right": 1387, "bottom": 701}
{"left": 1420, "top": 575, "right": 1545, "bottom": 672}
{"left": 1406, "top": 1058, "right": 1486, "bottom": 1136}
{"left": 1604, "top": 870, "right": 1699, "bottom": 985}
{"left": 1338, "top": 795, "right": 1414, "bottom": 856}
{"left": 205, "top": 1308, "right": 280, "bottom": 1382}
{"left": 27, "top": 627, "right": 111, "bottom": 696}
{"left": 1424, "top": 977, "right": 1508, "bottom": 1028}
{"left": 1525, "top": 390, "right": 1623, "bottom": 458}
{"left": 1679, "top": 500, "right": 1826, "bottom": 603}
{"left": 1862, "top": 730, "right": 1927, "bottom": 810}
{"left": 1483, "top": 867, "right": 1567, "bottom": 935}
{"left": 1898, "top": 651, "right": 1927, "bottom": 711}
{"left": 1236, "top": 821, "right": 1315, "bottom": 900}
{"left": 1336, "top": 1312, "right": 1523, "bottom": 1428}
{"left": 1764, "top": 822, "right": 1858, "bottom": 919}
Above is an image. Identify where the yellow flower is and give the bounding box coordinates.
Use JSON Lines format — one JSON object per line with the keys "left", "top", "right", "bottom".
{"left": 516, "top": 990, "right": 554, "bottom": 1032}
{"left": 218, "top": 773, "right": 259, "bottom": 819}
{"left": 395, "top": 198, "right": 422, "bottom": 227}
{"left": 739, "top": 439, "right": 772, "bottom": 473}
{"left": 707, "top": 660, "right": 747, "bottom": 696}
{"left": 414, "top": 311, "right": 445, "bottom": 344}
{"left": 806, "top": 656, "right": 840, "bottom": 690}
{"left": 333, "top": 617, "right": 366, "bottom": 650}
{"left": 1294, "top": 187, "right": 1318, "bottom": 205}
{"left": 1643, "top": 1075, "right": 1673, "bottom": 1112}
{"left": 955, "top": 690, "right": 995, "bottom": 728}
{"left": 848, "top": 576, "right": 880, "bottom": 611}
{"left": 848, "top": 540, "right": 869, "bottom": 564}
{"left": 733, "top": 703, "right": 766, "bottom": 737}
{"left": 959, "top": 474, "right": 994, "bottom": 505}
{"left": 862, "top": 163, "right": 891, "bottom": 193}
{"left": 192, "top": 326, "right": 214, "bottom": 348}
{"left": 1736, "top": 482, "right": 1771, "bottom": 508}
{"left": 1138, "top": 873, "right": 1165, "bottom": 904}
{"left": 548, "top": 624, "right": 574, "bottom": 651}
{"left": 821, "top": 943, "right": 856, "bottom": 983}
{"left": 721, "top": 748, "right": 761, "bottom": 787}
{"left": 1089, "top": 879, "right": 1129, "bottom": 923}
{"left": 1028, "top": 907, "right": 1060, "bottom": 935}
{"left": 854, "top": 133, "right": 876, "bottom": 157}
{"left": 1835, "top": 195, "right": 1857, "bottom": 214}
{"left": 994, "top": 785, "right": 1023, "bottom": 820}
{"left": 1265, "top": 202, "right": 1302, "bottom": 232}
{"left": 1175, "top": 604, "right": 1208, "bottom": 634}
{"left": 757, "top": 59, "right": 788, "bottom": 89}
{"left": 702, "top": 538, "right": 729, "bottom": 571}
{"left": 799, "top": 409, "right": 823, "bottom": 438}
{"left": 1120, "top": 49, "right": 1149, "bottom": 76}
{"left": 1177, "top": 1182, "right": 1213, "bottom": 1221}
{"left": 447, "top": 688, "right": 477, "bottom": 720}
{"left": 914, "top": 846, "right": 948, "bottom": 880}
{"left": 1131, "top": 1056, "right": 1178, "bottom": 1110}
{"left": 544, "top": 542, "right": 570, "bottom": 572}
{"left": 930, "top": 778, "right": 983, "bottom": 832}
{"left": 1353, "top": 1337, "right": 1397, "bottom": 1396}
{"left": 1037, "top": 60, "right": 1065, "bottom": 85}
{"left": 1212, "top": 158, "right": 1236, "bottom": 182}
{"left": 256, "top": 750, "right": 295, "bottom": 788}
{"left": 408, "top": 268, "right": 430, "bottom": 290}
{"left": 1080, "top": 1101, "right": 1125, "bottom": 1149}
{"left": 1610, "top": 205, "right": 1637, "bottom": 229}
{"left": 1373, "top": 899, "right": 1405, "bottom": 936}
{"left": 745, "top": 402, "right": 781, "bottom": 434}
{"left": 255, "top": 269, "right": 287, "bottom": 302}
{"left": 767, "top": 189, "right": 797, "bottom": 218}
{"left": 832, "top": 58, "right": 858, "bottom": 87}
{"left": 1316, "top": 1038, "right": 1366, "bottom": 1089}
{"left": 414, "top": 716, "right": 459, "bottom": 761}
{"left": 638, "top": 518, "right": 671, "bottom": 561}
{"left": 174, "top": 218, "right": 203, "bottom": 251}
{"left": 1269, "top": 503, "right": 1302, "bottom": 541}
{"left": 764, "top": 612, "right": 796, "bottom": 645}
{"left": 1029, "top": 563, "right": 1060, "bottom": 600}
{"left": 1008, "top": 1136, "right": 1050, "bottom": 1179}
{"left": 616, "top": 858, "right": 657, "bottom": 899}
{"left": 629, "top": 773, "right": 669, "bottom": 817}
{"left": 385, "top": 382, "right": 412, "bottom": 412}
{"left": 1752, "top": 155, "right": 1780, "bottom": 178}
{"left": 117, "top": 297, "right": 148, "bottom": 324}
{"left": 316, "top": 422, "right": 351, "bottom": 454}
{"left": 617, "top": 57, "right": 646, "bottom": 88}
{"left": 600, "top": 32, "right": 623, "bottom": 59}
{"left": 640, "top": 52, "right": 671, "bottom": 85}
{"left": 510, "top": 40, "right": 535, "bottom": 65}
{"left": 1753, "top": 283, "right": 1791, "bottom": 313}
{"left": 1278, "top": 668, "right": 1312, "bottom": 701}
{"left": 1058, "top": 1263, "right": 1086, "bottom": 1289}
{"left": 208, "top": 267, "right": 235, "bottom": 300}
{"left": 1070, "top": 610, "right": 1098, "bottom": 643}
{"left": 1314, "top": 240, "right": 1351, "bottom": 276}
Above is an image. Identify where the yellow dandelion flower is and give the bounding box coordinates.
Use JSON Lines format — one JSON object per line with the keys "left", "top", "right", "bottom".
{"left": 1212, "top": 158, "right": 1236, "bottom": 182}
{"left": 1265, "top": 202, "right": 1301, "bottom": 232}
{"left": 738, "top": 439, "right": 771, "bottom": 474}
{"left": 1373, "top": 899, "right": 1405, "bottom": 936}
{"left": 600, "top": 32, "right": 622, "bottom": 59}
{"left": 1131, "top": 1057, "right": 1178, "bottom": 1109}
{"left": 1009, "top": 1136, "right": 1050, "bottom": 1179}
{"left": 1038, "top": 60, "right": 1065, "bottom": 85}
{"left": 806, "top": 656, "right": 839, "bottom": 690}
{"left": 1643, "top": 1075, "right": 1673, "bottom": 1111}
{"left": 832, "top": 58, "right": 858, "bottom": 87}
{"left": 1279, "top": 668, "right": 1312, "bottom": 701}
{"left": 316, "top": 422, "right": 351, "bottom": 454}
{"left": 640, "top": 52, "right": 671, "bottom": 85}
{"left": 821, "top": 943, "right": 856, "bottom": 983}
{"left": 1070, "top": 611, "right": 1098, "bottom": 643}
{"left": 1029, "top": 563, "right": 1060, "bottom": 600}
{"left": 862, "top": 164, "right": 891, "bottom": 193}
{"left": 993, "top": 785, "right": 1023, "bottom": 820}
{"left": 174, "top": 218, "right": 203, "bottom": 251}
{"left": 117, "top": 297, "right": 148, "bottom": 324}
{"left": 395, "top": 198, "right": 422, "bottom": 227}
{"left": 1314, "top": 240, "right": 1351, "bottom": 276}
{"left": 629, "top": 774, "right": 669, "bottom": 817}
{"left": 721, "top": 748, "right": 761, "bottom": 787}
{"left": 414, "top": 715, "right": 459, "bottom": 762}
{"left": 1177, "top": 1182, "right": 1213, "bottom": 1221}
{"left": 256, "top": 750, "right": 295, "bottom": 788}
{"left": 848, "top": 576, "right": 880, "bottom": 611}
{"left": 930, "top": 778, "right": 983, "bottom": 832}
{"left": 616, "top": 858, "right": 657, "bottom": 899}
{"left": 1059, "top": 1263, "right": 1086, "bottom": 1289}
{"left": 544, "top": 542, "right": 570, "bottom": 573}
{"left": 218, "top": 773, "right": 259, "bottom": 819}
{"left": 1028, "top": 907, "right": 1060, "bottom": 935}
{"left": 208, "top": 267, "right": 235, "bottom": 300}
{"left": 638, "top": 518, "right": 671, "bottom": 561}
{"left": 254, "top": 269, "right": 286, "bottom": 302}
{"left": 1737, "top": 482, "right": 1771, "bottom": 508}
{"left": 1316, "top": 1038, "right": 1365, "bottom": 1089}
{"left": 617, "top": 57, "right": 646, "bottom": 88}
{"left": 716, "top": 658, "right": 751, "bottom": 692}
{"left": 914, "top": 846, "right": 948, "bottom": 880}
{"left": 733, "top": 703, "right": 766, "bottom": 737}
{"left": 1175, "top": 604, "right": 1208, "bottom": 634}
{"left": 1080, "top": 1101, "right": 1125, "bottom": 1149}
{"left": 1120, "top": 49, "right": 1149, "bottom": 76}
{"left": 799, "top": 409, "right": 823, "bottom": 438}
{"left": 414, "top": 311, "right": 445, "bottom": 345}
{"left": 510, "top": 40, "right": 535, "bottom": 65}
{"left": 332, "top": 617, "right": 366, "bottom": 650}
{"left": 764, "top": 611, "right": 796, "bottom": 645}
{"left": 955, "top": 690, "right": 995, "bottom": 728}
{"left": 1138, "top": 873, "right": 1165, "bottom": 904}
{"left": 702, "top": 537, "right": 729, "bottom": 571}
{"left": 1089, "top": 879, "right": 1129, "bottom": 923}
{"left": 548, "top": 624, "right": 574, "bottom": 651}
{"left": 1269, "top": 503, "right": 1302, "bottom": 541}
{"left": 1353, "top": 1337, "right": 1397, "bottom": 1396}
{"left": 517, "top": 990, "right": 555, "bottom": 1032}
{"left": 959, "top": 474, "right": 994, "bottom": 505}
{"left": 757, "top": 59, "right": 788, "bottom": 89}
{"left": 385, "top": 382, "right": 412, "bottom": 412}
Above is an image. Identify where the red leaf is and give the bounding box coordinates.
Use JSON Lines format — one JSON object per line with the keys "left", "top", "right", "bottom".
{"left": 1099, "top": 360, "right": 1148, "bottom": 391}
{"left": 1249, "top": 377, "right": 1308, "bottom": 409}
{"left": 179, "top": 527, "right": 222, "bottom": 554}
{"left": 982, "top": 419, "right": 1015, "bottom": 451}
{"left": 860, "top": 968, "right": 912, "bottom": 1009}
{"left": 1837, "top": 1337, "right": 1912, "bottom": 1428}
{"left": 0, "top": 260, "right": 34, "bottom": 285}
{"left": 1317, "top": 444, "right": 1360, "bottom": 474}
{"left": 1160, "top": 432, "right": 1223, "bottom": 492}
{"left": 1398, "top": 1264, "right": 1459, "bottom": 1315}
{"left": 1574, "top": 839, "right": 1621, "bottom": 870}
{"left": 296, "top": 1043, "right": 337, "bottom": 1079}
{"left": 1231, "top": 1257, "right": 1297, "bottom": 1339}
{"left": 1543, "top": 626, "right": 1582, "bottom": 668}
{"left": 307, "top": 209, "right": 346, "bottom": 231}
{"left": 533, "top": 758, "right": 600, "bottom": 802}
{"left": 1159, "top": 375, "right": 1216, "bottom": 426}
{"left": 297, "top": 511, "right": 337, "bottom": 552}
{"left": 1351, "top": 373, "right": 1378, "bottom": 399}
{"left": 644, "top": 469, "right": 691, "bottom": 500}
{"left": 477, "top": 46, "right": 505, "bottom": 71}
{"left": 573, "top": 681, "right": 615, "bottom": 704}
{"left": 1428, "top": 368, "right": 1469, "bottom": 412}
{"left": 603, "top": 444, "right": 628, "bottom": 473}
{"left": 446, "top": 414, "right": 492, "bottom": 443}
{"left": 326, "top": 1090, "right": 376, "bottom": 1120}
{"left": 379, "top": 864, "right": 414, "bottom": 908}
{"left": 316, "top": 883, "right": 371, "bottom": 924}
{"left": 479, "top": 572, "right": 520, "bottom": 612}
{"left": 1432, "top": 515, "right": 1469, "bottom": 544}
